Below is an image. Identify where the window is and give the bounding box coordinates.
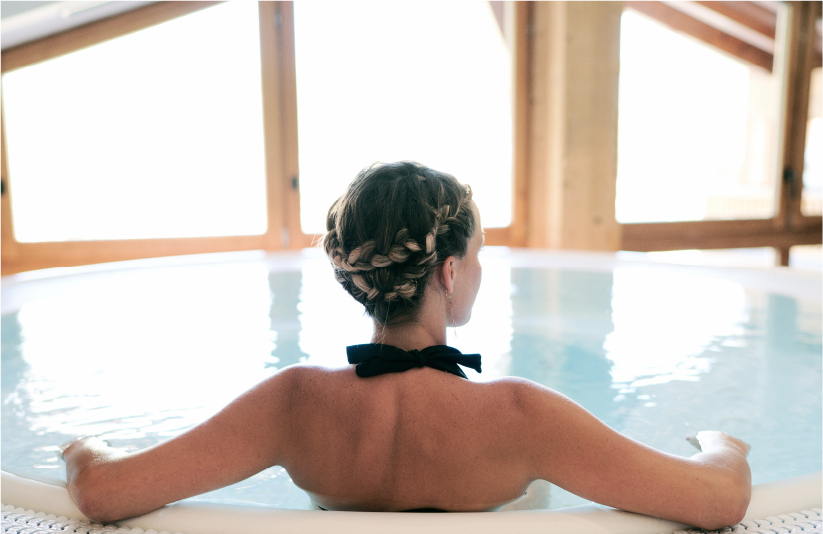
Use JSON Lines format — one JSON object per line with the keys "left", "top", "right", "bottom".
{"left": 1, "top": 2, "right": 299, "bottom": 273}
{"left": 3, "top": 2, "right": 267, "bottom": 242}
{"left": 2, "top": 2, "right": 524, "bottom": 274}
{"left": 618, "top": 1, "right": 821, "bottom": 265}
{"left": 617, "top": 9, "right": 780, "bottom": 223}
{"left": 293, "top": 1, "right": 514, "bottom": 234}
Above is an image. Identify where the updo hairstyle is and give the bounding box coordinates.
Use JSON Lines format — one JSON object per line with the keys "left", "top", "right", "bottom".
{"left": 323, "top": 161, "right": 475, "bottom": 325}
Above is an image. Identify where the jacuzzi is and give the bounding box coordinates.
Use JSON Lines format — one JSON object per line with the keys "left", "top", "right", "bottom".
{"left": 2, "top": 248, "right": 821, "bottom": 533}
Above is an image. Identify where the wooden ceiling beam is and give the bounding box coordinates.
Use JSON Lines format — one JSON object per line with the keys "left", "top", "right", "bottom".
{"left": 626, "top": 1, "right": 773, "bottom": 71}
{"left": 695, "top": 1, "right": 776, "bottom": 38}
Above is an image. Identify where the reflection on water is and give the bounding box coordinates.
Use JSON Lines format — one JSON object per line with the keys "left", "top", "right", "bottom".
{"left": 606, "top": 267, "right": 746, "bottom": 389}
{"left": 268, "top": 271, "right": 309, "bottom": 368}
{"left": 767, "top": 294, "right": 798, "bottom": 352}
{"left": 1, "top": 255, "right": 820, "bottom": 510}
{"left": 509, "top": 269, "right": 614, "bottom": 415}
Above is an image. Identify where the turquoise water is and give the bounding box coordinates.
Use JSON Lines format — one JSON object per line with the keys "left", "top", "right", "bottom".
{"left": 2, "top": 254, "right": 821, "bottom": 509}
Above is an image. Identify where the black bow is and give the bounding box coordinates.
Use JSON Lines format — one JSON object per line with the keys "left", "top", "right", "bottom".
{"left": 347, "top": 344, "right": 482, "bottom": 379}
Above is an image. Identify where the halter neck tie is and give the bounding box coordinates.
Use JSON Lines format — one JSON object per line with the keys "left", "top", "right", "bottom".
{"left": 347, "top": 344, "right": 482, "bottom": 379}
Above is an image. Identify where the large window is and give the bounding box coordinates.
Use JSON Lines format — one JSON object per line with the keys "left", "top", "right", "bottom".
{"left": 293, "top": 2, "right": 514, "bottom": 233}
{"left": 3, "top": 2, "right": 267, "bottom": 242}
{"left": 2, "top": 2, "right": 523, "bottom": 274}
{"left": 618, "top": 1, "right": 822, "bottom": 264}
{"left": 1, "top": 2, "right": 300, "bottom": 274}
{"left": 617, "top": 9, "right": 780, "bottom": 223}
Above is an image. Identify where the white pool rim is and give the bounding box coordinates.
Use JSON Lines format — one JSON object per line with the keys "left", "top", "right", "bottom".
{"left": 2, "top": 470, "right": 821, "bottom": 534}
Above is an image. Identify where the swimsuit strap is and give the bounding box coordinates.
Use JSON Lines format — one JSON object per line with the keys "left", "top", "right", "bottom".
{"left": 347, "top": 344, "right": 482, "bottom": 379}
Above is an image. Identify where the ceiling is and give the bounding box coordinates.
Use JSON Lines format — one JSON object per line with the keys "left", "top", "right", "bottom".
{"left": 1, "top": 2, "right": 58, "bottom": 19}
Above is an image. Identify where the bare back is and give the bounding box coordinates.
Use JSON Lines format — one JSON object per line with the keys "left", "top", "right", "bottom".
{"left": 278, "top": 365, "right": 532, "bottom": 512}
{"left": 63, "top": 360, "right": 752, "bottom": 528}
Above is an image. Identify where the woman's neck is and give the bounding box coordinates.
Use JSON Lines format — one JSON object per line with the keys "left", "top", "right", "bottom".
{"left": 371, "top": 307, "right": 449, "bottom": 351}
{"left": 371, "top": 284, "right": 449, "bottom": 350}
{"left": 371, "top": 322, "right": 447, "bottom": 350}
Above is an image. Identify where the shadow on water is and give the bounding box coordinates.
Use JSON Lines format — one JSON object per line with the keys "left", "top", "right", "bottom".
{"left": 508, "top": 269, "right": 616, "bottom": 420}
{"left": 267, "top": 271, "right": 309, "bottom": 368}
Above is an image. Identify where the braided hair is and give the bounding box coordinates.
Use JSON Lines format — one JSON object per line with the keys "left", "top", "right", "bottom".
{"left": 323, "top": 161, "right": 475, "bottom": 325}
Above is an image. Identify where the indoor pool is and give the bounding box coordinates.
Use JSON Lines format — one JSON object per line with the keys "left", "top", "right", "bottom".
{"left": 2, "top": 248, "right": 821, "bottom": 516}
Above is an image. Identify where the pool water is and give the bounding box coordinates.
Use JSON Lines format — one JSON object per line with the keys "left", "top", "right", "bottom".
{"left": 2, "top": 250, "right": 821, "bottom": 509}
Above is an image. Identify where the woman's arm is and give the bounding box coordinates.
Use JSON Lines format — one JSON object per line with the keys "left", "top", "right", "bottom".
{"left": 62, "top": 367, "right": 299, "bottom": 523}
{"left": 511, "top": 379, "right": 751, "bottom": 530}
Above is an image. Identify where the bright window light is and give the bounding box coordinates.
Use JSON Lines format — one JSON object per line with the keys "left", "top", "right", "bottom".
{"left": 294, "top": 2, "right": 513, "bottom": 233}
{"left": 616, "top": 10, "right": 781, "bottom": 223}
{"left": 3, "top": 2, "right": 268, "bottom": 242}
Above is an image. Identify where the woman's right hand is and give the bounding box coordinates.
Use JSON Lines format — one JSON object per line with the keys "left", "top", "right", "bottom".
{"left": 694, "top": 431, "right": 751, "bottom": 457}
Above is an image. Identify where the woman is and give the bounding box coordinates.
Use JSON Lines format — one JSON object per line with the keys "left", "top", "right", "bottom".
{"left": 63, "top": 161, "right": 751, "bottom": 529}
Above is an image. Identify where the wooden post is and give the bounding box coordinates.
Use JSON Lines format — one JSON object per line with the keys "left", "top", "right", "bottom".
{"left": 526, "top": 1, "right": 623, "bottom": 251}
{"left": 271, "top": 2, "right": 315, "bottom": 249}
{"left": 0, "top": 99, "right": 21, "bottom": 266}
{"left": 774, "top": 2, "right": 816, "bottom": 266}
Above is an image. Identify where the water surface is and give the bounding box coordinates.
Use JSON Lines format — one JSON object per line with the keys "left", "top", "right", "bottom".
{"left": 2, "top": 254, "right": 820, "bottom": 509}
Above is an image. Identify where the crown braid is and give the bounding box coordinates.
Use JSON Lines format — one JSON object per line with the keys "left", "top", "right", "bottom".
{"left": 322, "top": 162, "right": 474, "bottom": 324}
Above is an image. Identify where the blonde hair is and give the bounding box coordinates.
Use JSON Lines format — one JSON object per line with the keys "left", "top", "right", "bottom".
{"left": 323, "top": 161, "right": 474, "bottom": 325}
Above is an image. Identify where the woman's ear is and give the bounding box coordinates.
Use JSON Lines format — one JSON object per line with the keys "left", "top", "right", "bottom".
{"left": 439, "top": 256, "right": 457, "bottom": 295}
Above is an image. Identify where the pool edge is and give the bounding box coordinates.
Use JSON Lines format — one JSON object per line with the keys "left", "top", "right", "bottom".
{"left": 3, "top": 470, "right": 820, "bottom": 534}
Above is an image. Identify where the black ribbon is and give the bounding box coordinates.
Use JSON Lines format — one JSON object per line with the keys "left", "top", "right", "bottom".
{"left": 347, "top": 344, "right": 482, "bottom": 379}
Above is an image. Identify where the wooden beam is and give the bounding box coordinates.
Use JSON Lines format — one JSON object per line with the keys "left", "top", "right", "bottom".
{"left": 625, "top": 1, "right": 774, "bottom": 71}
{"left": 526, "top": 1, "right": 622, "bottom": 251}
{"left": 776, "top": 2, "right": 816, "bottom": 231}
{"left": 621, "top": 217, "right": 822, "bottom": 251}
{"left": 509, "top": 1, "right": 531, "bottom": 248}
{"left": 0, "top": 234, "right": 271, "bottom": 276}
{"left": 525, "top": 1, "right": 551, "bottom": 249}
{"left": 1, "top": 2, "right": 220, "bottom": 73}
{"left": 258, "top": 2, "right": 290, "bottom": 250}
{"left": 777, "top": 246, "right": 791, "bottom": 267}
{"left": 696, "top": 1, "right": 776, "bottom": 38}
{"left": 0, "top": 95, "right": 20, "bottom": 265}
{"left": 816, "top": 0, "right": 823, "bottom": 68}
{"left": 269, "top": 2, "right": 315, "bottom": 250}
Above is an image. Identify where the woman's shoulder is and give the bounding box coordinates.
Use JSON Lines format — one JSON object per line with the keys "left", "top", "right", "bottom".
{"left": 481, "top": 375, "right": 551, "bottom": 396}
{"left": 255, "top": 364, "right": 354, "bottom": 399}
{"left": 477, "top": 376, "right": 579, "bottom": 417}
{"left": 274, "top": 363, "right": 355, "bottom": 384}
